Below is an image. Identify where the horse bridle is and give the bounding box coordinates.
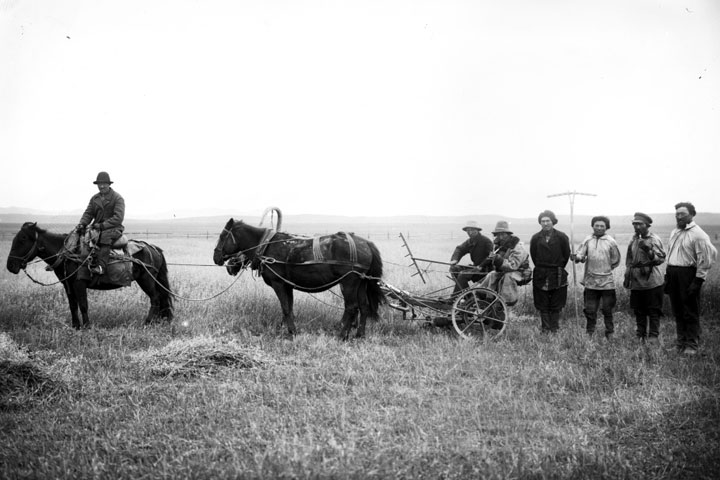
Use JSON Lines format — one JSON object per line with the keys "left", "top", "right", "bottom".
{"left": 9, "top": 230, "right": 41, "bottom": 270}
{"left": 214, "top": 225, "right": 238, "bottom": 263}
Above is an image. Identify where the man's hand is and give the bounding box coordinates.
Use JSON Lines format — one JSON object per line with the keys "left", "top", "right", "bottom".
{"left": 91, "top": 223, "right": 102, "bottom": 231}
{"left": 639, "top": 240, "right": 652, "bottom": 253}
{"left": 686, "top": 277, "right": 704, "bottom": 296}
{"left": 492, "top": 255, "right": 504, "bottom": 270}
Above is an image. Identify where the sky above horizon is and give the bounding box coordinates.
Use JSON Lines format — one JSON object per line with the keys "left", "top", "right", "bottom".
{"left": 1, "top": 0, "right": 719, "bottom": 220}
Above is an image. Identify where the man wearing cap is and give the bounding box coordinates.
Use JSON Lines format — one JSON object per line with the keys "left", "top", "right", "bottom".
{"left": 573, "top": 216, "right": 621, "bottom": 339}
{"left": 77, "top": 172, "right": 125, "bottom": 276}
{"left": 477, "top": 220, "right": 530, "bottom": 307}
{"left": 623, "top": 212, "right": 666, "bottom": 344}
{"left": 665, "top": 202, "right": 717, "bottom": 355}
{"left": 530, "top": 210, "right": 571, "bottom": 333}
{"left": 449, "top": 220, "right": 494, "bottom": 295}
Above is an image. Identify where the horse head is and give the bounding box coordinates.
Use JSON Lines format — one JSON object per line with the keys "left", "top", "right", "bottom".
{"left": 213, "top": 218, "right": 256, "bottom": 275}
{"left": 7, "top": 222, "right": 40, "bottom": 274}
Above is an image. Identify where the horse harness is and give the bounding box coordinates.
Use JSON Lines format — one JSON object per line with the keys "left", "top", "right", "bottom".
{"left": 312, "top": 232, "right": 358, "bottom": 263}
{"left": 253, "top": 229, "right": 366, "bottom": 270}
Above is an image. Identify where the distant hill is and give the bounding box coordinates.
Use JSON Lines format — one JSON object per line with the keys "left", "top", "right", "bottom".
{"left": 3, "top": 209, "right": 720, "bottom": 239}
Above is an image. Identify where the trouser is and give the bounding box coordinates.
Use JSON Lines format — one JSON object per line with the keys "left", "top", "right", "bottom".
{"left": 94, "top": 245, "right": 111, "bottom": 271}
{"left": 450, "top": 265, "right": 484, "bottom": 294}
{"left": 539, "top": 311, "right": 561, "bottom": 333}
{"left": 665, "top": 266, "right": 701, "bottom": 350}
{"left": 583, "top": 289, "right": 616, "bottom": 336}
{"left": 93, "top": 231, "right": 122, "bottom": 274}
{"left": 534, "top": 286, "right": 567, "bottom": 333}
{"left": 630, "top": 285, "right": 664, "bottom": 339}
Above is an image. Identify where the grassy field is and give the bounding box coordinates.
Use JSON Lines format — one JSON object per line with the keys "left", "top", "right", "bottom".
{"left": 1, "top": 230, "right": 720, "bottom": 479}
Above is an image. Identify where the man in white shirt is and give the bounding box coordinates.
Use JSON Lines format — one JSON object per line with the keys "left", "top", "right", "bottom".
{"left": 665, "top": 202, "right": 717, "bottom": 355}
{"left": 573, "top": 216, "right": 621, "bottom": 339}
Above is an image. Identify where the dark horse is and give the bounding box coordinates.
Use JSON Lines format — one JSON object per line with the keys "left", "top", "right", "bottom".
{"left": 6, "top": 222, "right": 173, "bottom": 328}
{"left": 213, "top": 216, "right": 384, "bottom": 339}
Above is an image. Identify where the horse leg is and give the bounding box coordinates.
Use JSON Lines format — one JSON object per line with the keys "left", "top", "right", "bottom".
{"left": 136, "top": 275, "right": 161, "bottom": 324}
{"left": 355, "top": 282, "right": 371, "bottom": 339}
{"left": 73, "top": 280, "right": 91, "bottom": 329}
{"left": 272, "top": 283, "right": 296, "bottom": 336}
{"left": 65, "top": 284, "right": 81, "bottom": 329}
{"left": 339, "top": 280, "right": 360, "bottom": 341}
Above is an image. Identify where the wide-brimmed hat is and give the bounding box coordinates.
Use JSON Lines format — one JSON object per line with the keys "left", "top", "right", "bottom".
{"left": 632, "top": 212, "right": 653, "bottom": 225}
{"left": 93, "top": 171, "right": 113, "bottom": 185}
{"left": 462, "top": 220, "right": 482, "bottom": 232}
{"left": 492, "top": 220, "right": 513, "bottom": 235}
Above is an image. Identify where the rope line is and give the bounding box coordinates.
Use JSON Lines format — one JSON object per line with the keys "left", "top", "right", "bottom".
{"left": 135, "top": 260, "right": 248, "bottom": 302}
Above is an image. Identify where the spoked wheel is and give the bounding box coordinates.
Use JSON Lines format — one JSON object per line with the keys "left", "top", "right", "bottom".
{"left": 451, "top": 287, "right": 507, "bottom": 340}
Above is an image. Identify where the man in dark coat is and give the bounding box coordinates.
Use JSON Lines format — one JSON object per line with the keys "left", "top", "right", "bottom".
{"left": 77, "top": 172, "right": 125, "bottom": 275}
{"left": 449, "top": 220, "right": 494, "bottom": 294}
{"left": 530, "top": 210, "right": 571, "bottom": 333}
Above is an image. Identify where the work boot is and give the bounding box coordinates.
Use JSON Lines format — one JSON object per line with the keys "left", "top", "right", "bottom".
{"left": 89, "top": 263, "right": 104, "bottom": 275}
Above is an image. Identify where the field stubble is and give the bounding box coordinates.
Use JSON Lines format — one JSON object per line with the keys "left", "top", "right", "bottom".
{"left": 1, "top": 234, "right": 719, "bottom": 479}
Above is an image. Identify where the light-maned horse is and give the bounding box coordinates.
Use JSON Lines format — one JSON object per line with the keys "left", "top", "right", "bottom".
{"left": 6, "top": 222, "right": 173, "bottom": 328}
{"left": 213, "top": 217, "right": 384, "bottom": 339}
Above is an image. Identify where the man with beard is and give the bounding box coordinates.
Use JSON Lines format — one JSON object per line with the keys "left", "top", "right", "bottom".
{"left": 623, "top": 213, "right": 666, "bottom": 344}
{"left": 477, "top": 220, "right": 530, "bottom": 307}
{"left": 665, "top": 202, "right": 717, "bottom": 355}
{"left": 449, "top": 220, "right": 494, "bottom": 295}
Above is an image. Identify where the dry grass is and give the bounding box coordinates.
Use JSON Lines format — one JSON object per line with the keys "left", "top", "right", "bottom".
{"left": 1, "top": 234, "right": 720, "bottom": 479}
{"left": 0, "top": 333, "right": 66, "bottom": 410}
{"left": 133, "top": 335, "right": 267, "bottom": 377}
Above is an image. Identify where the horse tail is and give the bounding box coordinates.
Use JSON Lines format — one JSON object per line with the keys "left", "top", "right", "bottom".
{"left": 153, "top": 246, "right": 174, "bottom": 319}
{"left": 364, "top": 240, "right": 385, "bottom": 319}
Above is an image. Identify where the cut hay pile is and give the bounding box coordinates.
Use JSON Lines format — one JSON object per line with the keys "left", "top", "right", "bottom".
{"left": 133, "top": 335, "right": 267, "bottom": 378}
{"left": 0, "top": 333, "right": 65, "bottom": 409}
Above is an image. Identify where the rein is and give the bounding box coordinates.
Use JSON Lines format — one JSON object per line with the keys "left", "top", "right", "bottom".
{"left": 260, "top": 261, "right": 377, "bottom": 292}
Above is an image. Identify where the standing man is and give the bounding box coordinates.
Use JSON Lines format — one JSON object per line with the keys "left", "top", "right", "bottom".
{"left": 530, "top": 210, "right": 571, "bottom": 333}
{"left": 449, "top": 220, "right": 494, "bottom": 294}
{"left": 573, "top": 216, "right": 621, "bottom": 339}
{"left": 623, "top": 213, "right": 666, "bottom": 344}
{"left": 665, "top": 202, "right": 717, "bottom": 355}
{"left": 77, "top": 172, "right": 125, "bottom": 275}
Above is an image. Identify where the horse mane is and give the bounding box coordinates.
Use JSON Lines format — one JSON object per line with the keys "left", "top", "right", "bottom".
{"left": 23, "top": 223, "right": 68, "bottom": 244}
{"left": 226, "top": 218, "right": 268, "bottom": 236}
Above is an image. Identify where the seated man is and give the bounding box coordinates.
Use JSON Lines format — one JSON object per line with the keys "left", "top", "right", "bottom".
{"left": 77, "top": 171, "right": 125, "bottom": 276}
{"left": 478, "top": 220, "right": 530, "bottom": 307}
{"left": 449, "top": 220, "right": 494, "bottom": 295}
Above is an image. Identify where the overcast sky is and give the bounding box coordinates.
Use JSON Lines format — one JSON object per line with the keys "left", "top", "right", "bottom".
{"left": 1, "top": 0, "right": 719, "bottom": 220}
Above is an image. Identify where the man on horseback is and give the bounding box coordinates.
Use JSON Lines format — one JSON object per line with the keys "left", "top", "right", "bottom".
{"left": 76, "top": 172, "right": 125, "bottom": 276}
